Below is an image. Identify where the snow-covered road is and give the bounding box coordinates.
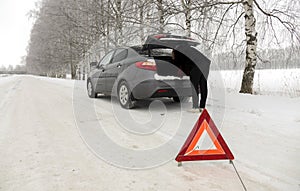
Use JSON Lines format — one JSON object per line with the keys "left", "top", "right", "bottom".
{"left": 0, "top": 75, "right": 299, "bottom": 191}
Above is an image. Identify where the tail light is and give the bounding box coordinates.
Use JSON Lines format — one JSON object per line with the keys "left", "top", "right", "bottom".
{"left": 135, "top": 60, "right": 157, "bottom": 71}
{"left": 157, "top": 89, "right": 168, "bottom": 93}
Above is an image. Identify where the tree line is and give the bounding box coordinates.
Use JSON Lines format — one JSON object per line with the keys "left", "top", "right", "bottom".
{"left": 212, "top": 46, "right": 300, "bottom": 70}
{"left": 0, "top": 65, "right": 27, "bottom": 74}
{"left": 26, "top": 0, "right": 300, "bottom": 94}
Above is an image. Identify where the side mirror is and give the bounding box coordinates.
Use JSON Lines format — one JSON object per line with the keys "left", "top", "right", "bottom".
{"left": 90, "top": 61, "right": 98, "bottom": 68}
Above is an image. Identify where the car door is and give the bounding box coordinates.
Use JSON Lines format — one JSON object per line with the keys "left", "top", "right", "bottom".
{"left": 104, "top": 48, "right": 128, "bottom": 93}
{"left": 91, "top": 50, "right": 115, "bottom": 93}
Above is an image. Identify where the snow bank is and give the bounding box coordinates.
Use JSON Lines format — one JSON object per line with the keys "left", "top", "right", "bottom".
{"left": 0, "top": 74, "right": 10, "bottom": 77}
{"left": 32, "top": 75, "right": 75, "bottom": 88}
{"left": 0, "top": 74, "right": 16, "bottom": 85}
{"left": 210, "top": 69, "right": 300, "bottom": 97}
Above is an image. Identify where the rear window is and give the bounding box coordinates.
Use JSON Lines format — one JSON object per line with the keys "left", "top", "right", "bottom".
{"left": 150, "top": 48, "right": 172, "bottom": 56}
{"left": 130, "top": 46, "right": 173, "bottom": 57}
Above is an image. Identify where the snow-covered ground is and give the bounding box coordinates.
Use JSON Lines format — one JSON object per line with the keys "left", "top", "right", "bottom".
{"left": 0, "top": 74, "right": 8, "bottom": 77}
{"left": 0, "top": 70, "right": 299, "bottom": 191}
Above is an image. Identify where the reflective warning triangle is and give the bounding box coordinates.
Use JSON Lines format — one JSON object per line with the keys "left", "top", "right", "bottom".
{"left": 176, "top": 109, "right": 234, "bottom": 162}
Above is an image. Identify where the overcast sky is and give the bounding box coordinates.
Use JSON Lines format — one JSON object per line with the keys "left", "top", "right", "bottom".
{"left": 0, "top": 0, "right": 37, "bottom": 68}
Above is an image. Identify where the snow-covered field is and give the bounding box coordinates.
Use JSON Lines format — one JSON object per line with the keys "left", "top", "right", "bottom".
{"left": 214, "top": 69, "right": 300, "bottom": 97}
{"left": 0, "top": 70, "right": 299, "bottom": 191}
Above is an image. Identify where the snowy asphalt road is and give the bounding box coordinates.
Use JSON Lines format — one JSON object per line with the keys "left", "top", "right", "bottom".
{"left": 0, "top": 75, "right": 299, "bottom": 191}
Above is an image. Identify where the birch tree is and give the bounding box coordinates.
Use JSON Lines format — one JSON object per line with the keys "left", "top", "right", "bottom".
{"left": 239, "top": 0, "right": 300, "bottom": 93}
{"left": 181, "top": 0, "right": 192, "bottom": 37}
{"left": 157, "top": 0, "right": 165, "bottom": 33}
{"left": 191, "top": 0, "right": 299, "bottom": 94}
{"left": 240, "top": 0, "right": 257, "bottom": 93}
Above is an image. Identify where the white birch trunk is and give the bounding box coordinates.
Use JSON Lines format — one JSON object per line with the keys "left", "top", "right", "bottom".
{"left": 138, "top": 1, "right": 145, "bottom": 42}
{"left": 157, "top": 0, "right": 164, "bottom": 33}
{"left": 240, "top": 0, "right": 257, "bottom": 94}
{"left": 182, "top": 0, "right": 192, "bottom": 37}
{"left": 116, "top": 0, "right": 123, "bottom": 46}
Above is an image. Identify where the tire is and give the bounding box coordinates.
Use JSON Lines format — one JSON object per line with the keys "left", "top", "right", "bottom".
{"left": 173, "top": 96, "right": 189, "bottom": 103}
{"left": 118, "top": 81, "right": 134, "bottom": 109}
{"left": 173, "top": 97, "right": 180, "bottom": 102}
{"left": 87, "top": 80, "right": 97, "bottom": 98}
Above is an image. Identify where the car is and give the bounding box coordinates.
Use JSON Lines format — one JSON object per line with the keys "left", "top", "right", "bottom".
{"left": 87, "top": 34, "right": 210, "bottom": 109}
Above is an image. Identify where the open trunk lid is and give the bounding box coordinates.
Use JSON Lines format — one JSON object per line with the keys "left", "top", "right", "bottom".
{"left": 143, "top": 34, "right": 211, "bottom": 79}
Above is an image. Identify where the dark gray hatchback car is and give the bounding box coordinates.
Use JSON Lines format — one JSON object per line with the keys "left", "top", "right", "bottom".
{"left": 87, "top": 34, "right": 210, "bottom": 109}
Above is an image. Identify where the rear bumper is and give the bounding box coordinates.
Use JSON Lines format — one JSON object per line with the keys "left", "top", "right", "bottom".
{"left": 131, "top": 79, "right": 192, "bottom": 99}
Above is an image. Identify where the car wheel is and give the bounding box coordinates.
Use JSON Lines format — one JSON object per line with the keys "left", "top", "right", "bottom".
{"left": 173, "top": 96, "right": 189, "bottom": 103}
{"left": 173, "top": 97, "right": 180, "bottom": 102}
{"left": 118, "top": 81, "right": 134, "bottom": 109}
{"left": 87, "top": 80, "right": 97, "bottom": 98}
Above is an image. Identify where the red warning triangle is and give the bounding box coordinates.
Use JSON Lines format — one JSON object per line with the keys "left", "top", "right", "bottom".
{"left": 176, "top": 109, "right": 234, "bottom": 162}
